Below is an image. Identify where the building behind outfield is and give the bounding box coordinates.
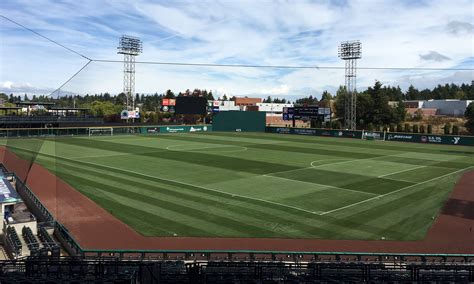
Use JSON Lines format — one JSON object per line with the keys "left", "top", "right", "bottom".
{"left": 402, "top": 99, "right": 473, "bottom": 117}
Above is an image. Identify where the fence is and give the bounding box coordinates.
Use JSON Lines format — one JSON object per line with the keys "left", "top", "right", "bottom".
{"left": 0, "top": 124, "right": 212, "bottom": 138}
{"left": 266, "top": 126, "right": 474, "bottom": 146}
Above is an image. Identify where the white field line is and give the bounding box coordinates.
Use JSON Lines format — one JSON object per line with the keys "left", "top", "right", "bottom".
{"left": 265, "top": 154, "right": 392, "bottom": 177}
{"left": 380, "top": 177, "right": 419, "bottom": 184}
{"left": 319, "top": 166, "right": 474, "bottom": 216}
{"left": 263, "top": 174, "right": 380, "bottom": 197}
{"left": 52, "top": 155, "right": 321, "bottom": 215}
{"left": 377, "top": 165, "right": 427, "bottom": 178}
{"left": 309, "top": 159, "right": 349, "bottom": 167}
{"left": 166, "top": 144, "right": 248, "bottom": 153}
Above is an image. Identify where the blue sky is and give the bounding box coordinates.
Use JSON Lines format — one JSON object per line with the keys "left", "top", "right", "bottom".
{"left": 0, "top": 0, "right": 473, "bottom": 100}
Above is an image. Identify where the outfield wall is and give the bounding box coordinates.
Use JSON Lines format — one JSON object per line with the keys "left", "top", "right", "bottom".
{"left": 0, "top": 124, "right": 212, "bottom": 138}
{"left": 266, "top": 126, "right": 474, "bottom": 146}
{"left": 213, "top": 111, "right": 266, "bottom": 132}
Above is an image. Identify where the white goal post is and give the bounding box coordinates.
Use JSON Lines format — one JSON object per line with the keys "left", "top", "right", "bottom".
{"left": 88, "top": 127, "right": 114, "bottom": 136}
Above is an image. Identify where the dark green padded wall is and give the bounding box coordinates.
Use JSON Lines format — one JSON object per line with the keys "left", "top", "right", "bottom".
{"left": 213, "top": 111, "right": 266, "bottom": 132}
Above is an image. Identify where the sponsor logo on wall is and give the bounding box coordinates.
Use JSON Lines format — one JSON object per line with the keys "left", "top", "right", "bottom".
{"left": 427, "top": 136, "right": 442, "bottom": 143}
{"left": 189, "top": 126, "right": 208, "bottom": 132}
{"left": 453, "top": 137, "right": 460, "bottom": 145}
{"left": 275, "top": 128, "right": 291, "bottom": 134}
{"left": 166, "top": 127, "right": 185, "bottom": 133}
{"left": 294, "top": 129, "right": 316, "bottom": 135}
{"left": 387, "top": 134, "right": 413, "bottom": 140}
{"left": 147, "top": 128, "right": 160, "bottom": 134}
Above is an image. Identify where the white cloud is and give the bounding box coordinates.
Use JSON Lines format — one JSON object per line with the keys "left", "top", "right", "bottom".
{"left": 0, "top": 0, "right": 472, "bottom": 100}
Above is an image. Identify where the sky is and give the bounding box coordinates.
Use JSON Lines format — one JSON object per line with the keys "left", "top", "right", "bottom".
{"left": 0, "top": 0, "right": 473, "bottom": 100}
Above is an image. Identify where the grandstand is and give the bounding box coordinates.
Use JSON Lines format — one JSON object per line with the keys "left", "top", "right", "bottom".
{"left": 0, "top": 102, "right": 103, "bottom": 128}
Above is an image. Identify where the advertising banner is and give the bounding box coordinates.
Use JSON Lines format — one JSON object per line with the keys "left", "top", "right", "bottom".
{"left": 140, "top": 125, "right": 212, "bottom": 134}
{"left": 120, "top": 110, "right": 140, "bottom": 119}
{"left": 386, "top": 132, "right": 474, "bottom": 146}
{"left": 266, "top": 126, "right": 474, "bottom": 146}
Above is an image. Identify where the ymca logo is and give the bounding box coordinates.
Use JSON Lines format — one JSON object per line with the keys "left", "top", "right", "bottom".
{"left": 453, "top": 137, "right": 460, "bottom": 145}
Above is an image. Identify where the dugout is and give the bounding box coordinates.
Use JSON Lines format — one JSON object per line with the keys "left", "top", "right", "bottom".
{"left": 213, "top": 111, "right": 266, "bottom": 132}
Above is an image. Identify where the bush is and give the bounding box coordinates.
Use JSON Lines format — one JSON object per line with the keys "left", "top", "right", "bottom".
{"left": 396, "top": 124, "right": 403, "bottom": 132}
{"left": 412, "top": 124, "right": 419, "bottom": 133}
{"left": 427, "top": 124, "right": 433, "bottom": 134}
{"left": 389, "top": 124, "right": 395, "bottom": 132}
{"left": 367, "top": 123, "right": 374, "bottom": 131}
{"left": 404, "top": 123, "right": 411, "bottom": 132}
{"left": 419, "top": 124, "right": 425, "bottom": 133}
{"left": 452, "top": 125, "right": 459, "bottom": 135}
{"left": 444, "top": 124, "right": 451, "bottom": 135}
{"left": 331, "top": 120, "right": 342, "bottom": 129}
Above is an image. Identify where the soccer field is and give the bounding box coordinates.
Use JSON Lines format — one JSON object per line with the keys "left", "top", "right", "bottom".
{"left": 4, "top": 132, "right": 474, "bottom": 241}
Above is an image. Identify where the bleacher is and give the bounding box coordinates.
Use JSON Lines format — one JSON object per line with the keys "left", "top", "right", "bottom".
{"left": 4, "top": 226, "right": 22, "bottom": 258}
{"left": 22, "top": 226, "right": 39, "bottom": 251}
{"left": 37, "top": 226, "right": 60, "bottom": 258}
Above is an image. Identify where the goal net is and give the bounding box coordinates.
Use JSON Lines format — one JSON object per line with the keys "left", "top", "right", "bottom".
{"left": 88, "top": 127, "right": 114, "bottom": 136}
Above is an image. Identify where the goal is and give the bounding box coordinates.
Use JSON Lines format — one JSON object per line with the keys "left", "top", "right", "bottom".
{"left": 88, "top": 127, "right": 114, "bottom": 136}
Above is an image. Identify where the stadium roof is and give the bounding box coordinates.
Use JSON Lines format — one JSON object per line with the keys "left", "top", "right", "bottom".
{"left": 49, "top": 107, "right": 91, "bottom": 111}
{"left": 15, "top": 101, "right": 55, "bottom": 106}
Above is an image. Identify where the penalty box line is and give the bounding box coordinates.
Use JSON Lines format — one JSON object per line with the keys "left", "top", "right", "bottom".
{"left": 319, "top": 166, "right": 474, "bottom": 216}
{"left": 49, "top": 155, "right": 323, "bottom": 216}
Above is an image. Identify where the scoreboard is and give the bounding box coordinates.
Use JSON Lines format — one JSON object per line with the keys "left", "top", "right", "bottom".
{"left": 283, "top": 106, "right": 331, "bottom": 122}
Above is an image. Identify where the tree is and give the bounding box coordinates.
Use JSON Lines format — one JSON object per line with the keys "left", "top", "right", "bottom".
{"left": 164, "top": 90, "right": 175, "bottom": 99}
{"left": 295, "top": 95, "right": 318, "bottom": 105}
{"left": 465, "top": 102, "right": 474, "bottom": 134}
{"left": 222, "top": 94, "right": 228, "bottom": 101}
{"left": 444, "top": 123, "right": 451, "bottom": 135}
{"left": 320, "top": 90, "right": 332, "bottom": 103}
{"left": 406, "top": 85, "right": 420, "bottom": 100}
{"left": 413, "top": 109, "right": 423, "bottom": 121}
{"left": 334, "top": 86, "right": 347, "bottom": 121}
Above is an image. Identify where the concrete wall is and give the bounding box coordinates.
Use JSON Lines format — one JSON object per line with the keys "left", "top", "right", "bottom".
{"left": 422, "top": 100, "right": 472, "bottom": 116}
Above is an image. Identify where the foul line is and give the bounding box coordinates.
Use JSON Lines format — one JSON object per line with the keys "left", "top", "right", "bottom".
{"left": 377, "top": 165, "right": 427, "bottom": 178}
{"left": 319, "top": 166, "right": 474, "bottom": 216}
{"left": 263, "top": 174, "right": 380, "bottom": 197}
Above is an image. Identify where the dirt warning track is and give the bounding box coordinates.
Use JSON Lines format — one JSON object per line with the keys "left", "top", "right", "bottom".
{"left": 1, "top": 147, "right": 473, "bottom": 254}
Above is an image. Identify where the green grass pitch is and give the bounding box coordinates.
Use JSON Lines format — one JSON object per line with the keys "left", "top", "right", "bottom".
{"left": 4, "top": 132, "right": 474, "bottom": 241}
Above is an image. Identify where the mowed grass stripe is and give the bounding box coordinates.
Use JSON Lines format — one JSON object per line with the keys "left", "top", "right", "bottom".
{"left": 386, "top": 166, "right": 461, "bottom": 183}
{"left": 64, "top": 173, "right": 271, "bottom": 237}
{"left": 152, "top": 134, "right": 382, "bottom": 160}
{"left": 382, "top": 155, "right": 472, "bottom": 170}
{"left": 55, "top": 138, "right": 300, "bottom": 174}
{"left": 273, "top": 167, "right": 414, "bottom": 195}
{"left": 30, "top": 150, "right": 319, "bottom": 216}
{"left": 205, "top": 132, "right": 474, "bottom": 157}
{"left": 44, "top": 156, "right": 402, "bottom": 238}
{"left": 320, "top": 171, "right": 462, "bottom": 240}
{"left": 320, "top": 166, "right": 471, "bottom": 216}
{"left": 52, "top": 161, "right": 311, "bottom": 237}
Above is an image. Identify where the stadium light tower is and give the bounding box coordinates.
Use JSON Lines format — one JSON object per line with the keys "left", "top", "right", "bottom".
{"left": 117, "top": 35, "right": 142, "bottom": 112}
{"left": 338, "top": 40, "right": 361, "bottom": 130}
